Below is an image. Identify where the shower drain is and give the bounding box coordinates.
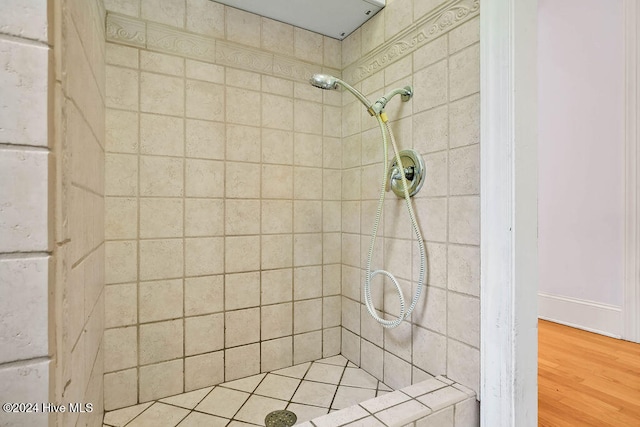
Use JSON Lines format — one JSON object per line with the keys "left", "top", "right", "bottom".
{"left": 264, "top": 409, "right": 297, "bottom": 427}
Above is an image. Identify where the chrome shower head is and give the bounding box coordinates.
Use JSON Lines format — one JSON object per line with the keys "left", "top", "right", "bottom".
{"left": 309, "top": 74, "right": 339, "bottom": 90}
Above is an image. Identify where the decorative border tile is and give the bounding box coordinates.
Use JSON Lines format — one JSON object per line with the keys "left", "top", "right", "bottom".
{"left": 147, "top": 23, "right": 215, "bottom": 62}
{"left": 106, "top": 14, "right": 146, "bottom": 48}
{"left": 273, "top": 56, "right": 318, "bottom": 82}
{"left": 216, "top": 41, "right": 273, "bottom": 74}
{"left": 344, "top": 0, "right": 479, "bottom": 83}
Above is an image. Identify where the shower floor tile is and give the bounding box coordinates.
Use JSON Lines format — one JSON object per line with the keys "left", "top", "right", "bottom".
{"left": 103, "top": 357, "right": 392, "bottom": 427}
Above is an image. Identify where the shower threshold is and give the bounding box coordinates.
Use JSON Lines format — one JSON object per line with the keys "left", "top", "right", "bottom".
{"left": 103, "top": 355, "right": 478, "bottom": 427}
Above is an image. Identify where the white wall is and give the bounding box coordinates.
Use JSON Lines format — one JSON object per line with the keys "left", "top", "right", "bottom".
{"left": 538, "top": 0, "right": 625, "bottom": 334}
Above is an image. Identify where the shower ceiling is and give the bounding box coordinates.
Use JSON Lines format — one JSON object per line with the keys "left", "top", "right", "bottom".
{"left": 212, "top": 0, "right": 385, "bottom": 40}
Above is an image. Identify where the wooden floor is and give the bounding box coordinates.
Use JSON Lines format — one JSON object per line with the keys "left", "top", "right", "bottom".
{"left": 538, "top": 320, "right": 640, "bottom": 426}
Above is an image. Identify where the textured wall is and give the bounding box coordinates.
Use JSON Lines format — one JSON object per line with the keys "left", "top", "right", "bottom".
{"left": 339, "top": 0, "right": 481, "bottom": 394}
{"left": 102, "top": 0, "right": 343, "bottom": 410}
{"left": 52, "top": 0, "right": 107, "bottom": 426}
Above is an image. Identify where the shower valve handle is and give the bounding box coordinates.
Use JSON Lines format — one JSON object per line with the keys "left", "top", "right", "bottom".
{"left": 386, "top": 166, "right": 414, "bottom": 191}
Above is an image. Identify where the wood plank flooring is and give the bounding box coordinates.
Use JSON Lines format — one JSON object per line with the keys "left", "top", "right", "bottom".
{"left": 538, "top": 320, "right": 640, "bottom": 426}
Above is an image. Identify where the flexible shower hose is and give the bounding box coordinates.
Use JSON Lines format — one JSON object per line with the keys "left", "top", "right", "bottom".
{"left": 363, "top": 113, "right": 427, "bottom": 329}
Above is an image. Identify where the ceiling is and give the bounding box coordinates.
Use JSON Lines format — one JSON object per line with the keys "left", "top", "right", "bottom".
{"left": 213, "top": 0, "right": 385, "bottom": 40}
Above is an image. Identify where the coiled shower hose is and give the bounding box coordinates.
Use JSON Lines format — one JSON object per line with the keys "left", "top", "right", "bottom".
{"left": 363, "top": 113, "right": 426, "bottom": 329}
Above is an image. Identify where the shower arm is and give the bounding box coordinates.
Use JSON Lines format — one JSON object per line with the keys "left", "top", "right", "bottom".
{"left": 369, "top": 86, "right": 413, "bottom": 115}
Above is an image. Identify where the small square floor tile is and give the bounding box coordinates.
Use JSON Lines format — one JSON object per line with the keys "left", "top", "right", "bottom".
{"left": 316, "top": 355, "right": 348, "bottom": 366}
{"left": 331, "top": 386, "right": 377, "bottom": 410}
{"left": 176, "top": 412, "right": 229, "bottom": 427}
{"left": 304, "top": 362, "right": 344, "bottom": 384}
{"left": 195, "top": 387, "right": 250, "bottom": 419}
{"left": 126, "top": 403, "right": 190, "bottom": 427}
{"left": 104, "top": 402, "right": 153, "bottom": 426}
{"left": 340, "top": 368, "right": 378, "bottom": 389}
{"left": 254, "top": 373, "right": 301, "bottom": 401}
{"left": 311, "top": 405, "right": 369, "bottom": 427}
{"left": 234, "top": 395, "right": 287, "bottom": 425}
{"left": 416, "top": 386, "right": 467, "bottom": 411}
{"left": 360, "top": 390, "right": 411, "bottom": 413}
{"left": 285, "top": 403, "right": 329, "bottom": 423}
{"left": 272, "top": 362, "right": 311, "bottom": 379}
{"left": 220, "top": 373, "right": 266, "bottom": 393}
{"left": 375, "top": 400, "right": 431, "bottom": 426}
{"left": 159, "top": 387, "right": 213, "bottom": 409}
{"left": 291, "top": 381, "right": 337, "bottom": 408}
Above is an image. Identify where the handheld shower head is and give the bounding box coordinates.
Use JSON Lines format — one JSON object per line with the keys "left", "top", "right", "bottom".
{"left": 309, "top": 74, "right": 339, "bottom": 90}
{"left": 309, "top": 73, "right": 373, "bottom": 110}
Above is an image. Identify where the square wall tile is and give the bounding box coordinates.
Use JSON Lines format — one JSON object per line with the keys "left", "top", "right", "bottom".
{"left": 262, "top": 200, "right": 293, "bottom": 234}
{"left": 105, "top": 153, "right": 138, "bottom": 196}
{"left": 261, "top": 234, "right": 293, "bottom": 270}
{"left": 293, "top": 234, "right": 322, "bottom": 266}
{"left": 139, "top": 359, "right": 184, "bottom": 402}
{"left": 226, "top": 124, "right": 261, "bottom": 163}
{"left": 186, "top": 80, "right": 224, "bottom": 120}
{"left": 105, "top": 283, "right": 137, "bottom": 328}
{"left": 105, "top": 197, "right": 137, "bottom": 239}
{"left": 261, "top": 164, "right": 292, "bottom": 199}
{"left": 104, "top": 369, "right": 137, "bottom": 410}
{"left": 139, "top": 239, "right": 183, "bottom": 281}
{"left": 293, "top": 266, "right": 322, "bottom": 300}
{"left": 225, "top": 343, "right": 260, "bottom": 381}
{"left": 106, "top": 109, "right": 139, "bottom": 154}
{"left": 139, "top": 279, "right": 183, "bottom": 323}
{"left": 226, "top": 308, "right": 260, "bottom": 347}
{"left": 185, "top": 237, "right": 224, "bottom": 276}
{"left": 261, "top": 269, "right": 293, "bottom": 305}
{"left": 140, "top": 114, "right": 184, "bottom": 157}
{"left": 185, "top": 351, "right": 224, "bottom": 391}
{"left": 185, "top": 313, "right": 224, "bottom": 355}
{"left": 294, "top": 299, "right": 322, "bottom": 334}
{"left": 185, "top": 199, "right": 224, "bottom": 237}
{"left": 226, "top": 88, "right": 261, "bottom": 126}
{"left": 293, "top": 331, "right": 322, "bottom": 364}
{"left": 261, "top": 303, "right": 292, "bottom": 340}
{"left": 139, "top": 198, "right": 183, "bottom": 238}
{"left": 140, "top": 72, "right": 184, "bottom": 116}
{"left": 139, "top": 320, "right": 183, "bottom": 364}
{"left": 186, "top": 119, "right": 225, "bottom": 160}
{"left": 185, "top": 275, "right": 224, "bottom": 316}
{"left": 186, "top": 0, "right": 225, "bottom": 38}
{"left": 186, "top": 159, "right": 225, "bottom": 198}
{"left": 227, "top": 162, "right": 261, "bottom": 199}
{"left": 262, "top": 129, "right": 293, "bottom": 165}
{"left": 261, "top": 337, "right": 292, "bottom": 372}
{"left": 225, "top": 271, "right": 260, "bottom": 310}
{"left": 105, "top": 241, "right": 137, "bottom": 284}
{"left": 140, "top": 156, "right": 184, "bottom": 197}
{"left": 226, "top": 199, "right": 260, "bottom": 235}
{"left": 227, "top": 236, "right": 261, "bottom": 273}
{"left": 104, "top": 327, "right": 137, "bottom": 372}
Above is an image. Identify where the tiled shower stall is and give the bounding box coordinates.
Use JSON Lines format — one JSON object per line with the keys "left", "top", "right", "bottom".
{"left": 0, "top": 0, "right": 480, "bottom": 426}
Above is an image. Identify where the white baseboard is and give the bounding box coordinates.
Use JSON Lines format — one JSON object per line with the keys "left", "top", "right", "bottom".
{"left": 538, "top": 292, "right": 622, "bottom": 338}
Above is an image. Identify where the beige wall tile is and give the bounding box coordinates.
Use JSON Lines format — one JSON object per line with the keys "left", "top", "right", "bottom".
{"left": 261, "top": 303, "right": 292, "bottom": 340}
{"left": 185, "top": 351, "right": 224, "bottom": 391}
{"left": 140, "top": 72, "right": 184, "bottom": 116}
{"left": 139, "top": 320, "right": 183, "bottom": 364}
{"left": 323, "top": 37, "right": 341, "bottom": 69}
{"left": 225, "top": 343, "right": 260, "bottom": 381}
{"left": 226, "top": 235, "right": 261, "bottom": 273}
{"left": 449, "top": 16, "right": 479, "bottom": 54}
{"left": 448, "top": 196, "right": 479, "bottom": 245}
{"left": 262, "top": 129, "right": 293, "bottom": 165}
{"left": 294, "top": 299, "right": 322, "bottom": 334}
{"left": 185, "top": 237, "right": 224, "bottom": 276}
{"left": 186, "top": 60, "right": 225, "bottom": 84}
{"left": 139, "top": 198, "right": 183, "bottom": 238}
{"left": 261, "top": 234, "right": 293, "bottom": 270}
{"left": 139, "top": 279, "right": 183, "bottom": 323}
{"left": 106, "top": 66, "right": 138, "bottom": 110}
{"left": 186, "top": 119, "right": 225, "bottom": 160}
{"left": 293, "top": 266, "right": 322, "bottom": 300}
{"left": 105, "top": 283, "right": 137, "bottom": 328}
{"left": 323, "top": 296, "right": 340, "bottom": 329}
{"left": 449, "top": 94, "right": 479, "bottom": 149}
{"left": 140, "top": 156, "right": 184, "bottom": 197}
{"left": 413, "top": 106, "right": 448, "bottom": 154}
{"left": 186, "top": 80, "right": 224, "bottom": 120}
{"left": 415, "top": 198, "right": 447, "bottom": 243}
{"left": 186, "top": 0, "right": 225, "bottom": 38}
{"left": 105, "top": 241, "right": 137, "bottom": 284}
{"left": 104, "top": 369, "right": 138, "bottom": 410}
{"left": 104, "top": 327, "right": 137, "bottom": 372}
{"left": 139, "top": 239, "right": 184, "bottom": 280}
{"left": 185, "top": 313, "right": 224, "bottom": 355}
{"left": 226, "top": 125, "right": 261, "bottom": 163}
{"left": 226, "top": 7, "right": 261, "bottom": 48}
{"left": 227, "top": 162, "right": 260, "bottom": 198}
{"left": 449, "top": 145, "right": 479, "bottom": 196}
{"left": 293, "top": 233, "right": 322, "bottom": 267}
{"left": 141, "top": 0, "right": 185, "bottom": 27}
{"left": 447, "top": 292, "right": 479, "bottom": 348}
{"left": 262, "top": 94, "right": 294, "bottom": 131}
{"left": 226, "top": 87, "right": 261, "bottom": 126}
{"left": 294, "top": 100, "right": 323, "bottom": 135}
{"left": 226, "top": 199, "right": 260, "bottom": 235}
{"left": 446, "top": 339, "right": 479, "bottom": 395}
{"left": 262, "top": 165, "right": 292, "bottom": 199}
{"left": 447, "top": 244, "right": 479, "bottom": 297}
{"left": 140, "top": 114, "right": 184, "bottom": 157}
{"left": 342, "top": 27, "right": 361, "bottom": 67}
{"left": 185, "top": 275, "right": 224, "bottom": 316}
{"left": 262, "top": 200, "right": 293, "bottom": 234}
{"left": 293, "top": 331, "right": 322, "bottom": 364}
{"left": 225, "top": 271, "right": 260, "bottom": 310}
{"left": 323, "top": 327, "right": 341, "bottom": 357}
{"left": 139, "top": 359, "right": 184, "bottom": 402}
{"left": 261, "top": 269, "right": 293, "bottom": 305}
{"left": 294, "top": 27, "right": 323, "bottom": 64}
{"left": 106, "top": 109, "right": 138, "bottom": 153}
{"left": 383, "top": 351, "right": 412, "bottom": 390}
{"left": 226, "top": 68, "right": 261, "bottom": 90}
{"left": 261, "top": 337, "right": 292, "bottom": 372}
{"left": 186, "top": 159, "right": 224, "bottom": 198}
{"left": 141, "top": 51, "right": 184, "bottom": 76}
{"left": 185, "top": 199, "right": 224, "bottom": 237}
{"left": 105, "top": 153, "right": 138, "bottom": 196}
{"left": 293, "top": 200, "right": 322, "bottom": 233}
{"left": 449, "top": 44, "right": 479, "bottom": 102}
{"left": 413, "top": 60, "right": 448, "bottom": 113}
{"left": 106, "top": 43, "right": 139, "bottom": 68}
{"left": 294, "top": 167, "right": 322, "bottom": 200}
{"left": 262, "top": 18, "right": 293, "bottom": 55}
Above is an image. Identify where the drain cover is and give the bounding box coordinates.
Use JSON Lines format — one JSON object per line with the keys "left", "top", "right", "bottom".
{"left": 265, "top": 409, "right": 297, "bottom": 427}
